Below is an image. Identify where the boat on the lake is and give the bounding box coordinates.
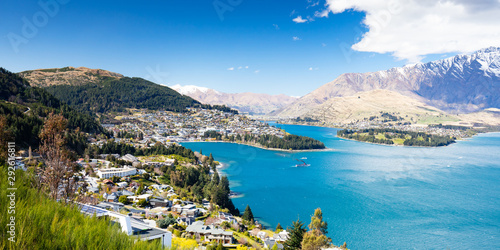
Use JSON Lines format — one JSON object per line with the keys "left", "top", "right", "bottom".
{"left": 295, "top": 159, "right": 310, "bottom": 167}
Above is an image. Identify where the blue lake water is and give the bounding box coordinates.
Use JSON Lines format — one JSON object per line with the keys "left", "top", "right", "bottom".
{"left": 182, "top": 123, "right": 500, "bottom": 249}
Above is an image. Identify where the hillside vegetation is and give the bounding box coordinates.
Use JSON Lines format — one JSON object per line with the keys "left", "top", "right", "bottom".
{"left": 0, "top": 166, "right": 163, "bottom": 250}
{"left": 20, "top": 67, "right": 237, "bottom": 116}
{"left": 0, "top": 68, "right": 107, "bottom": 148}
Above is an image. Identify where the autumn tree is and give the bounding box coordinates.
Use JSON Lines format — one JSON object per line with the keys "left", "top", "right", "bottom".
{"left": 301, "top": 208, "right": 331, "bottom": 250}
{"left": 308, "top": 207, "right": 328, "bottom": 234}
{"left": 39, "top": 113, "right": 77, "bottom": 200}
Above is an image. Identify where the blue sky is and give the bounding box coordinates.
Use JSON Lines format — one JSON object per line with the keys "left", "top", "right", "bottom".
{"left": 1, "top": 0, "right": 498, "bottom": 96}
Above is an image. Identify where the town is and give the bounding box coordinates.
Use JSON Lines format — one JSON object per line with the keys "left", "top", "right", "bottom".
{"left": 107, "top": 108, "right": 286, "bottom": 145}
{"left": 8, "top": 108, "right": 339, "bottom": 249}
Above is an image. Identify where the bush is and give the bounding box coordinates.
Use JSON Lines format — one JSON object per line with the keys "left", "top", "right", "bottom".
{"left": 137, "top": 199, "right": 149, "bottom": 207}
{"left": 156, "top": 217, "right": 176, "bottom": 229}
{"left": 172, "top": 238, "right": 198, "bottom": 249}
{"left": 118, "top": 195, "right": 130, "bottom": 204}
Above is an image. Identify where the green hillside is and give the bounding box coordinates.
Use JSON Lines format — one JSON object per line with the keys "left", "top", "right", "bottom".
{"left": 0, "top": 165, "right": 163, "bottom": 250}
{"left": 39, "top": 73, "right": 236, "bottom": 115}
{"left": 0, "top": 68, "right": 108, "bottom": 148}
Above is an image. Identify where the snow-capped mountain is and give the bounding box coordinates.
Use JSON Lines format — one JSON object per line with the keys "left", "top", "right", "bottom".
{"left": 171, "top": 84, "right": 298, "bottom": 115}
{"left": 275, "top": 47, "right": 500, "bottom": 119}
{"left": 171, "top": 84, "right": 221, "bottom": 96}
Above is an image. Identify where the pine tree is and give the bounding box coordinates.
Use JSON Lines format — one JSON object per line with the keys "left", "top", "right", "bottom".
{"left": 283, "top": 219, "right": 306, "bottom": 250}
{"left": 276, "top": 223, "right": 283, "bottom": 233}
{"left": 242, "top": 205, "right": 254, "bottom": 222}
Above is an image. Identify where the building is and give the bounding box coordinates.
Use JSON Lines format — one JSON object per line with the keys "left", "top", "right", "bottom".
{"left": 150, "top": 198, "right": 171, "bottom": 208}
{"left": 264, "top": 239, "right": 283, "bottom": 250}
{"left": 177, "top": 216, "right": 196, "bottom": 226}
{"left": 185, "top": 221, "right": 233, "bottom": 245}
{"left": 128, "top": 194, "right": 152, "bottom": 203}
{"left": 79, "top": 204, "right": 171, "bottom": 247}
{"left": 120, "top": 154, "right": 139, "bottom": 163}
{"left": 143, "top": 158, "right": 175, "bottom": 167}
{"left": 97, "top": 166, "right": 137, "bottom": 179}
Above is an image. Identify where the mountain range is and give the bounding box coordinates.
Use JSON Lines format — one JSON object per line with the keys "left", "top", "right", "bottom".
{"left": 11, "top": 47, "right": 500, "bottom": 126}
{"left": 171, "top": 84, "right": 298, "bottom": 115}
{"left": 274, "top": 47, "right": 500, "bottom": 126}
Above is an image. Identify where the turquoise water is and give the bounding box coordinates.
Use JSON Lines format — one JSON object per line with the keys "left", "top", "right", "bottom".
{"left": 182, "top": 123, "right": 500, "bottom": 249}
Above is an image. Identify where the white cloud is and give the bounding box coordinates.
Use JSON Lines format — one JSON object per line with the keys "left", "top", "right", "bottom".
{"left": 245, "top": 66, "right": 249, "bottom": 69}
{"left": 254, "top": 70, "right": 260, "bottom": 74}
{"left": 324, "top": 0, "right": 500, "bottom": 62}
{"left": 309, "top": 67, "right": 319, "bottom": 71}
{"left": 315, "top": 9, "right": 329, "bottom": 18}
{"left": 238, "top": 66, "right": 242, "bottom": 70}
{"left": 293, "top": 36, "right": 301, "bottom": 41}
{"left": 321, "top": 43, "right": 327, "bottom": 47}
{"left": 309, "top": 67, "right": 313, "bottom": 71}
{"left": 307, "top": 0, "right": 320, "bottom": 8}
{"left": 292, "top": 16, "right": 308, "bottom": 23}
{"left": 273, "top": 24, "right": 280, "bottom": 30}
{"left": 227, "top": 67, "right": 234, "bottom": 71}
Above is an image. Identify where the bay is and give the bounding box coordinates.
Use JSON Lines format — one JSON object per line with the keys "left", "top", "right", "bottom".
{"left": 182, "top": 123, "right": 500, "bottom": 249}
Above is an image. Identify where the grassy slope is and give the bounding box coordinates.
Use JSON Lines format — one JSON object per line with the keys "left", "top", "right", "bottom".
{"left": 0, "top": 165, "right": 163, "bottom": 250}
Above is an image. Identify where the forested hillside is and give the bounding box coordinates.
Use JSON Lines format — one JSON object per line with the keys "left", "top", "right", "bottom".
{"left": 0, "top": 68, "right": 107, "bottom": 148}
{"left": 41, "top": 75, "right": 236, "bottom": 115}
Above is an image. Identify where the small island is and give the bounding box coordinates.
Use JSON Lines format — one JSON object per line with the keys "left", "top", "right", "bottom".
{"left": 203, "top": 131, "right": 326, "bottom": 150}
{"left": 337, "top": 128, "right": 456, "bottom": 147}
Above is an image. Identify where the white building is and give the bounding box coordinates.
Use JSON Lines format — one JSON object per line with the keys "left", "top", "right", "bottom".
{"left": 97, "top": 166, "right": 137, "bottom": 179}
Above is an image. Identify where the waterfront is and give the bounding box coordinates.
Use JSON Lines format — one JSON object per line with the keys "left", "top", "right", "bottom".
{"left": 183, "top": 123, "right": 500, "bottom": 249}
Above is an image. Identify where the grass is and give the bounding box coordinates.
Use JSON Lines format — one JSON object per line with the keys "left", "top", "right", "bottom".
{"left": 393, "top": 138, "right": 405, "bottom": 145}
{"left": 374, "top": 133, "right": 386, "bottom": 140}
{"left": 231, "top": 231, "right": 261, "bottom": 249}
{"left": 0, "top": 165, "right": 164, "bottom": 250}
{"left": 130, "top": 175, "right": 157, "bottom": 186}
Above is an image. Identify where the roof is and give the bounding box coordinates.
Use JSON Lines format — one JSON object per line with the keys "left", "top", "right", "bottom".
{"left": 79, "top": 204, "right": 108, "bottom": 217}
{"left": 186, "top": 221, "right": 232, "bottom": 236}
{"left": 129, "top": 217, "right": 169, "bottom": 238}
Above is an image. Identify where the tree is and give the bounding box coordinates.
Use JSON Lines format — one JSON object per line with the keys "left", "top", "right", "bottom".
{"left": 0, "top": 116, "right": 12, "bottom": 162}
{"left": 242, "top": 205, "right": 254, "bottom": 222}
{"left": 111, "top": 175, "right": 120, "bottom": 184}
{"left": 271, "top": 243, "right": 279, "bottom": 250}
{"left": 39, "top": 113, "right": 76, "bottom": 200}
{"left": 276, "top": 223, "right": 283, "bottom": 233}
{"left": 308, "top": 208, "right": 327, "bottom": 235}
{"left": 137, "top": 199, "right": 148, "bottom": 207}
{"left": 143, "top": 172, "right": 150, "bottom": 180}
{"left": 283, "top": 219, "right": 306, "bottom": 250}
{"left": 301, "top": 231, "right": 331, "bottom": 250}
{"left": 118, "top": 195, "right": 129, "bottom": 204}
{"left": 157, "top": 217, "right": 176, "bottom": 229}
{"left": 220, "top": 221, "right": 231, "bottom": 229}
{"left": 216, "top": 242, "right": 225, "bottom": 250}
{"left": 136, "top": 184, "right": 144, "bottom": 195}
{"left": 301, "top": 208, "right": 331, "bottom": 250}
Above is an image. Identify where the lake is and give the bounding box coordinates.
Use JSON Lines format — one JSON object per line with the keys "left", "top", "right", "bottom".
{"left": 182, "top": 123, "right": 500, "bottom": 249}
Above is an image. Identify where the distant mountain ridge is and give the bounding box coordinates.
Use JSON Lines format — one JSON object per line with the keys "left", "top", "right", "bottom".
{"left": 19, "top": 66, "right": 123, "bottom": 87}
{"left": 171, "top": 84, "right": 298, "bottom": 115}
{"left": 275, "top": 47, "right": 500, "bottom": 125}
